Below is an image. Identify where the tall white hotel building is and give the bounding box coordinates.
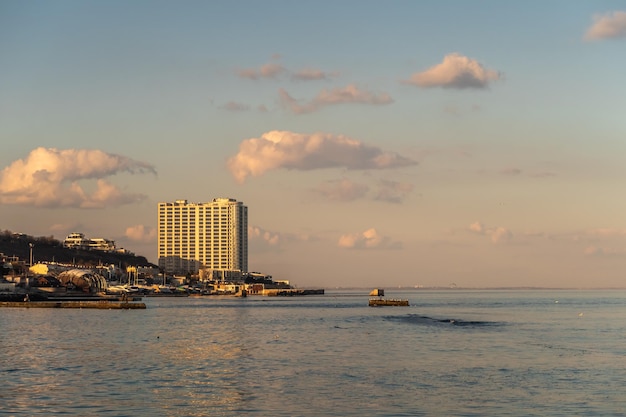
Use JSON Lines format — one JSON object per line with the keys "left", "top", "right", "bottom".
{"left": 157, "top": 198, "right": 248, "bottom": 275}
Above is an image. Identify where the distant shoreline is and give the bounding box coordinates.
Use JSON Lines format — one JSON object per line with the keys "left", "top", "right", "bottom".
{"left": 325, "top": 287, "right": 626, "bottom": 291}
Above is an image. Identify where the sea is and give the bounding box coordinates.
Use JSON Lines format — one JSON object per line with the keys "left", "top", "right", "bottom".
{"left": 1, "top": 289, "right": 625, "bottom": 416}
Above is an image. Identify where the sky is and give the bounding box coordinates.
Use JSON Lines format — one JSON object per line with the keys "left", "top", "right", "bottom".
{"left": 1, "top": 1, "right": 626, "bottom": 288}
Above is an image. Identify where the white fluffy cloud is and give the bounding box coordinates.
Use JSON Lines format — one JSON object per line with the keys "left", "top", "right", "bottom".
{"left": 227, "top": 130, "right": 416, "bottom": 183}
{"left": 404, "top": 53, "right": 501, "bottom": 89}
{"left": 584, "top": 11, "right": 626, "bottom": 40}
{"left": 0, "top": 147, "right": 156, "bottom": 208}
{"left": 125, "top": 225, "right": 157, "bottom": 243}
{"left": 279, "top": 84, "right": 393, "bottom": 114}
{"left": 468, "top": 221, "right": 513, "bottom": 244}
{"left": 338, "top": 228, "right": 401, "bottom": 249}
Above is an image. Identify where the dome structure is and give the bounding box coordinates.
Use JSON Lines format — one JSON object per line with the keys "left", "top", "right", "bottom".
{"left": 30, "top": 275, "right": 63, "bottom": 287}
{"left": 57, "top": 269, "right": 107, "bottom": 293}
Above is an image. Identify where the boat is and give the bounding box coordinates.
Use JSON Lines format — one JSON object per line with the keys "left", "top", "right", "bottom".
{"left": 368, "top": 288, "right": 409, "bottom": 307}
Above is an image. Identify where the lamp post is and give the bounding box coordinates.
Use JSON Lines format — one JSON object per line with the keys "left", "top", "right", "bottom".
{"left": 29, "top": 243, "right": 34, "bottom": 268}
{"left": 27, "top": 242, "right": 34, "bottom": 288}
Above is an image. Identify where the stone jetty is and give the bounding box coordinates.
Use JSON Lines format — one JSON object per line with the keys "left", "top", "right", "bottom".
{"left": 0, "top": 300, "right": 146, "bottom": 309}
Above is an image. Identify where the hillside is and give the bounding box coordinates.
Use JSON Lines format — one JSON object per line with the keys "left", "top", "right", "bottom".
{"left": 0, "top": 230, "right": 155, "bottom": 268}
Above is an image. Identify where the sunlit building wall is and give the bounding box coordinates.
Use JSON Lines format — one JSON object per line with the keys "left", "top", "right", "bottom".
{"left": 157, "top": 199, "right": 248, "bottom": 275}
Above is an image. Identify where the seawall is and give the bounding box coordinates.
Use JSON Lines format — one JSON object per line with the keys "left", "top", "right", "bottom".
{"left": 0, "top": 301, "right": 146, "bottom": 309}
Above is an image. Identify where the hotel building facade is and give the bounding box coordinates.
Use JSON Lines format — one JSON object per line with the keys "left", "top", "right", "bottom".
{"left": 157, "top": 198, "right": 248, "bottom": 275}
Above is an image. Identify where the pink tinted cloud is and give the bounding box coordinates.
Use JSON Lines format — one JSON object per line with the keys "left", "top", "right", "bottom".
{"left": 236, "top": 63, "right": 286, "bottom": 80}
{"left": 0, "top": 147, "right": 156, "bottom": 208}
{"left": 313, "top": 178, "right": 370, "bottom": 202}
{"left": 249, "top": 225, "right": 315, "bottom": 250}
{"left": 403, "top": 53, "right": 501, "bottom": 89}
{"left": 584, "top": 11, "right": 626, "bottom": 40}
{"left": 468, "top": 221, "right": 513, "bottom": 244}
{"left": 227, "top": 130, "right": 416, "bottom": 183}
{"left": 221, "top": 101, "right": 250, "bottom": 112}
{"left": 279, "top": 84, "right": 393, "bottom": 114}
{"left": 373, "top": 180, "right": 413, "bottom": 204}
{"left": 338, "top": 228, "right": 401, "bottom": 249}
{"left": 584, "top": 246, "right": 626, "bottom": 257}
{"left": 292, "top": 68, "right": 340, "bottom": 81}
{"left": 125, "top": 225, "right": 157, "bottom": 243}
{"left": 249, "top": 225, "right": 281, "bottom": 246}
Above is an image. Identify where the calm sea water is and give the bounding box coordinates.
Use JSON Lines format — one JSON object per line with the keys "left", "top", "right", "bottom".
{"left": 1, "top": 289, "right": 625, "bottom": 416}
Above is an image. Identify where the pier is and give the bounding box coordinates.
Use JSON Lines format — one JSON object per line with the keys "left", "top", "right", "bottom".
{"left": 368, "top": 298, "right": 409, "bottom": 307}
{"left": 0, "top": 300, "right": 146, "bottom": 309}
{"left": 264, "top": 288, "right": 325, "bottom": 296}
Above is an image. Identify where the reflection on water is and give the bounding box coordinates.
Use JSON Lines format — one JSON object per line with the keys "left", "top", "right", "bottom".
{"left": 385, "top": 313, "right": 503, "bottom": 327}
{"left": 1, "top": 290, "right": 626, "bottom": 416}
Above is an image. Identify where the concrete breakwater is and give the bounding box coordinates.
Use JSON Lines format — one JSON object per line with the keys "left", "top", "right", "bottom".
{"left": 264, "top": 289, "right": 325, "bottom": 296}
{"left": 0, "top": 300, "right": 146, "bottom": 309}
{"left": 368, "top": 298, "right": 409, "bottom": 307}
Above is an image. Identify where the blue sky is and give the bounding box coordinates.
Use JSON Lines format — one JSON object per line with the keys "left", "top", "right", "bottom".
{"left": 1, "top": 1, "right": 626, "bottom": 288}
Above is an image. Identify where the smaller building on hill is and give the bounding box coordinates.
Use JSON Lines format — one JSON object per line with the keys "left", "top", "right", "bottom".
{"left": 63, "top": 233, "right": 90, "bottom": 249}
{"left": 64, "top": 233, "right": 116, "bottom": 252}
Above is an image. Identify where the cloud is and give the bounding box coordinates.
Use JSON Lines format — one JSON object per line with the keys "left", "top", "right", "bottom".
{"left": 584, "top": 246, "right": 626, "bottom": 257}
{"left": 279, "top": 84, "right": 393, "bottom": 114}
{"left": 468, "top": 221, "right": 513, "bottom": 244}
{"left": 338, "top": 228, "right": 401, "bottom": 249}
{"left": 125, "top": 225, "right": 157, "bottom": 243}
{"left": 469, "top": 221, "right": 484, "bottom": 233}
{"left": 292, "top": 68, "right": 340, "bottom": 81}
{"left": 236, "top": 57, "right": 339, "bottom": 82}
{"left": 488, "top": 168, "right": 557, "bottom": 178}
{"left": 584, "top": 11, "right": 626, "bottom": 40}
{"left": 249, "top": 225, "right": 282, "bottom": 246}
{"left": 221, "top": 101, "right": 250, "bottom": 112}
{"left": 312, "top": 178, "right": 413, "bottom": 203}
{"left": 236, "top": 63, "right": 286, "bottom": 80}
{"left": 586, "top": 228, "right": 626, "bottom": 238}
{"left": 580, "top": 228, "right": 626, "bottom": 257}
{"left": 313, "top": 178, "right": 369, "bottom": 202}
{"left": 373, "top": 180, "right": 413, "bottom": 203}
{"left": 249, "top": 225, "right": 315, "bottom": 251}
{"left": 403, "top": 53, "right": 501, "bottom": 89}
{"left": 228, "top": 130, "right": 417, "bottom": 183}
{"left": 500, "top": 168, "right": 523, "bottom": 176}
{"left": 491, "top": 227, "right": 513, "bottom": 244}
{"left": 0, "top": 147, "right": 156, "bottom": 208}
